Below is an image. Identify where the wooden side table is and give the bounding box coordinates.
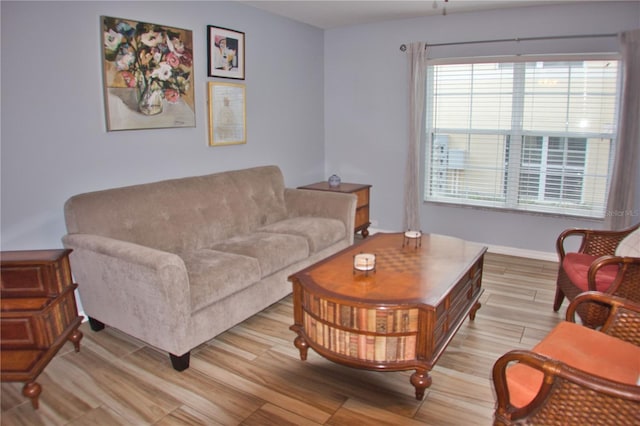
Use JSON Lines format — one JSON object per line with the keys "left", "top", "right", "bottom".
{"left": 298, "top": 182, "right": 372, "bottom": 238}
{"left": 1, "top": 249, "right": 83, "bottom": 409}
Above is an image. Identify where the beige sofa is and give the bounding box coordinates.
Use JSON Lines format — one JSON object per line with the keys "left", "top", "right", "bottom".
{"left": 62, "top": 166, "right": 356, "bottom": 370}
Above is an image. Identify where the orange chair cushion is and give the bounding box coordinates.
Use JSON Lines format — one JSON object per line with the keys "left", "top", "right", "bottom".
{"left": 562, "top": 253, "right": 619, "bottom": 291}
{"left": 505, "top": 321, "right": 640, "bottom": 408}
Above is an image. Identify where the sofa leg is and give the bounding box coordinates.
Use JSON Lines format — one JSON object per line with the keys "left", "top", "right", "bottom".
{"left": 553, "top": 287, "right": 565, "bottom": 312}
{"left": 88, "top": 317, "right": 106, "bottom": 331}
{"left": 170, "top": 352, "right": 190, "bottom": 371}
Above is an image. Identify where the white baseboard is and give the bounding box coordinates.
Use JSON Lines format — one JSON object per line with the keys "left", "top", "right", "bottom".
{"left": 483, "top": 244, "right": 557, "bottom": 262}
{"left": 367, "top": 228, "right": 557, "bottom": 262}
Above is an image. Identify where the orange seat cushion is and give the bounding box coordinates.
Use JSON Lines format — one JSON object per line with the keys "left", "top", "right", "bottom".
{"left": 562, "top": 253, "right": 619, "bottom": 292}
{"left": 505, "top": 322, "right": 640, "bottom": 408}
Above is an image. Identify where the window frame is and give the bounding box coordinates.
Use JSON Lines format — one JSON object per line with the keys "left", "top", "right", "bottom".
{"left": 423, "top": 54, "right": 621, "bottom": 219}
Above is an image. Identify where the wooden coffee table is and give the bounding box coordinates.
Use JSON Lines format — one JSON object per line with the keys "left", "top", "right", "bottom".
{"left": 289, "top": 232, "right": 487, "bottom": 400}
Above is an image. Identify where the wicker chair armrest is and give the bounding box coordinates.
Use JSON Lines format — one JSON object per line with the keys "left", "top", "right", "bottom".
{"left": 555, "top": 223, "right": 639, "bottom": 261}
{"left": 566, "top": 291, "right": 640, "bottom": 345}
{"left": 587, "top": 255, "right": 640, "bottom": 298}
{"left": 556, "top": 228, "right": 589, "bottom": 260}
{"left": 493, "top": 349, "right": 640, "bottom": 425}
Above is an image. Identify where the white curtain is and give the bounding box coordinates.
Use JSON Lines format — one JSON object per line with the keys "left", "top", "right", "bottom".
{"left": 403, "top": 42, "right": 427, "bottom": 231}
{"left": 606, "top": 29, "right": 640, "bottom": 230}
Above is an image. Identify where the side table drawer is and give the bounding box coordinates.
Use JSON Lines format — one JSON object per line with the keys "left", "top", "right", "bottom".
{"left": 1, "top": 249, "right": 72, "bottom": 297}
{"left": 0, "top": 317, "right": 39, "bottom": 347}
{"left": 354, "top": 188, "right": 369, "bottom": 208}
{"left": 1, "top": 285, "right": 79, "bottom": 350}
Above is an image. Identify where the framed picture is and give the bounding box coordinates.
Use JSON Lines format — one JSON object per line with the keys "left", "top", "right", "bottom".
{"left": 207, "top": 26, "right": 245, "bottom": 80}
{"left": 101, "top": 16, "right": 195, "bottom": 131}
{"left": 208, "top": 82, "right": 246, "bottom": 146}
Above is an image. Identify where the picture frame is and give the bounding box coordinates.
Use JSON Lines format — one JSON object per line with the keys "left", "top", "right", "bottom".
{"left": 101, "top": 16, "right": 195, "bottom": 131}
{"left": 207, "top": 25, "right": 245, "bottom": 80}
{"left": 208, "top": 82, "right": 246, "bottom": 146}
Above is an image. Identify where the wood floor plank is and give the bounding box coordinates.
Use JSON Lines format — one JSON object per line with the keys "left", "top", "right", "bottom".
{"left": 66, "top": 406, "right": 131, "bottom": 426}
{"left": 1, "top": 253, "right": 568, "bottom": 425}
{"left": 415, "top": 390, "right": 495, "bottom": 426}
{"left": 241, "top": 402, "right": 324, "bottom": 426}
{"left": 190, "top": 354, "right": 334, "bottom": 425}
{"left": 327, "top": 398, "right": 426, "bottom": 426}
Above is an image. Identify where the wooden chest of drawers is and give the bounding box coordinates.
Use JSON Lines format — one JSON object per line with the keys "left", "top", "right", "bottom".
{"left": 1, "top": 249, "right": 83, "bottom": 409}
{"left": 298, "top": 181, "right": 372, "bottom": 238}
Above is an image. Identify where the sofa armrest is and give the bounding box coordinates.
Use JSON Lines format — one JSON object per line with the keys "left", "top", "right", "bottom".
{"left": 284, "top": 188, "right": 357, "bottom": 243}
{"left": 61, "top": 233, "right": 192, "bottom": 354}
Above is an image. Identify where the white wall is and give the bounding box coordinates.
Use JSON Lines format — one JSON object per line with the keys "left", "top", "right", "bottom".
{"left": 1, "top": 1, "right": 325, "bottom": 250}
{"left": 3, "top": 1, "right": 638, "bottom": 257}
{"left": 324, "top": 2, "right": 640, "bottom": 256}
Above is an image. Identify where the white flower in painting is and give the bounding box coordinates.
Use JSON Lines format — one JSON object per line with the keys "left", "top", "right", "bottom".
{"left": 140, "top": 30, "right": 163, "bottom": 47}
{"left": 116, "top": 52, "right": 135, "bottom": 70}
{"left": 151, "top": 62, "right": 173, "bottom": 81}
{"left": 167, "top": 37, "right": 185, "bottom": 55}
{"left": 104, "top": 29, "right": 123, "bottom": 51}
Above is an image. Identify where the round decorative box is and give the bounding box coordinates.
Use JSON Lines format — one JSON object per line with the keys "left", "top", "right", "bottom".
{"left": 354, "top": 253, "right": 376, "bottom": 271}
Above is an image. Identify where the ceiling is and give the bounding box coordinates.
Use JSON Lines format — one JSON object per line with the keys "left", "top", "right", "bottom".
{"left": 236, "top": 0, "right": 574, "bottom": 29}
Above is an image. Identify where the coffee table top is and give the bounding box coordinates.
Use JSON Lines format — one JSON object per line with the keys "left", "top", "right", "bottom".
{"left": 290, "top": 232, "right": 487, "bottom": 306}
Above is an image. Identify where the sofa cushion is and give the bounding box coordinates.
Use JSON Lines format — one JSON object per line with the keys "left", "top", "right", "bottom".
{"left": 505, "top": 321, "right": 640, "bottom": 408}
{"left": 182, "top": 249, "right": 261, "bottom": 313}
{"left": 224, "top": 165, "right": 288, "bottom": 229}
{"left": 258, "top": 217, "right": 346, "bottom": 254}
{"left": 562, "top": 253, "right": 619, "bottom": 292}
{"left": 63, "top": 166, "right": 289, "bottom": 254}
{"left": 211, "top": 232, "right": 309, "bottom": 277}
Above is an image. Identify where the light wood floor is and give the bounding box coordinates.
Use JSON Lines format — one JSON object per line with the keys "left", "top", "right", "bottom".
{"left": 1, "top": 253, "right": 563, "bottom": 425}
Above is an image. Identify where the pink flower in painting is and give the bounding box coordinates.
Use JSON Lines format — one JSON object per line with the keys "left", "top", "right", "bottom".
{"left": 180, "top": 51, "right": 193, "bottom": 68}
{"left": 121, "top": 71, "right": 137, "bottom": 88}
{"left": 166, "top": 52, "right": 180, "bottom": 68}
{"left": 165, "top": 88, "right": 180, "bottom": 103}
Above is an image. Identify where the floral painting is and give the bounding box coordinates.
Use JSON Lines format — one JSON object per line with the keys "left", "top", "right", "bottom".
{"left": 102, "top": 16, "right": 195, "bottom": 131}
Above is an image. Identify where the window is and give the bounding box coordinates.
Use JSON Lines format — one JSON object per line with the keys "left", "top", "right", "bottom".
{"left": 425, "top": 59, "right": 619, "bottom": 218}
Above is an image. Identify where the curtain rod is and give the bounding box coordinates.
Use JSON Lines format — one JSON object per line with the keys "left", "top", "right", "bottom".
{"left": 399, "top": 33, "right": 618, "bottom": 51}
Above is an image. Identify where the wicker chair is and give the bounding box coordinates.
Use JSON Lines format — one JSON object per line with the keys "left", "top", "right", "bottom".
{"left": 553, "top": 222, "right": 640, "bottom": 327}
{"left": 493, "top": 292, "right": 640, "bottom": 426}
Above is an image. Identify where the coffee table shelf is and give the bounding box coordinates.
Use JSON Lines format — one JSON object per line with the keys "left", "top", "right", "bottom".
{"left": 289, "top": 232, "right": 486, "bottom": 399}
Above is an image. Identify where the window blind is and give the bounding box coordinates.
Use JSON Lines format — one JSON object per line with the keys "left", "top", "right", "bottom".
{"left": 424, "top": 59, "right": 620, "bottom": 218}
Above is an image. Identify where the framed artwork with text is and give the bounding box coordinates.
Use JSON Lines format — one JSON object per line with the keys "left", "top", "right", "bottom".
{"left": 208, "top": 82, "right": 246, "bottom": 146}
